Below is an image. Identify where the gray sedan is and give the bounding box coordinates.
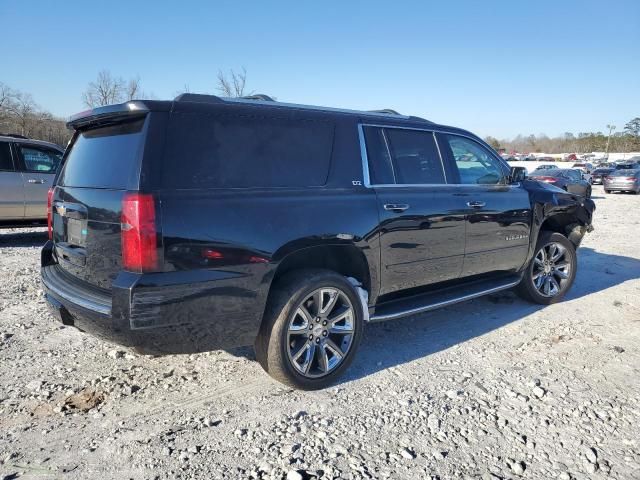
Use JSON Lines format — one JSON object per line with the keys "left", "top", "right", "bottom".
{"left": 604, "top": 169, "right": 640, "bottom": 194}
{"left": 528, "top": 168, "right": 592, "bottom": 198}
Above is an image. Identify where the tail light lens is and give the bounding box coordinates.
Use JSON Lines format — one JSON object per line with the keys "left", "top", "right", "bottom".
{"left": 535, "top": 176, "right": 557, "bottom": 183}
{"left": 121, "top": 193, "right": 158, "bottom": 272}
{"left": 47, "top": 187, "right": 54, "bottom": 240}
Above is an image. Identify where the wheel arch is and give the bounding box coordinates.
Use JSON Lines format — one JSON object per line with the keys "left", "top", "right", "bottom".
{"left": 269, "top": 244, "right": 372, "bottom": 295}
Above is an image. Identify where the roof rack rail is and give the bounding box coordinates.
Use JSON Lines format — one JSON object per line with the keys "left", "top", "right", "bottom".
{"left": 241, "top": 94, "right": 275, "bottom": 102}
{"left": 173, "top": 93, "right": 224, "bottom": 104}
{"left": 171, "top": 94, "right": 433, "bottom": 122}
{"left": 369, "top": 109, "right": 402, "bottom": 115}
{"left": 0, "top": 133, "right": 29, "bottom": 139}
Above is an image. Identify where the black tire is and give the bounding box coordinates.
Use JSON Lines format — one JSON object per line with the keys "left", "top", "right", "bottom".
{"left": 254, "top": 269, "right": 364, "bottom": 390}
{"left": 515, "top": 231, "right": 577, "bottom": 305}
{"left": 586, "top": 186, "right": 592, "bottom": 198}
{"left": 604, "top": 189, "right": 611, "bottom": 194}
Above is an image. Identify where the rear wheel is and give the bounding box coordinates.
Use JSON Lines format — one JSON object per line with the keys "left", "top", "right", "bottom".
{"left": 516, "top": 232, "right": 577, "bottom": 305}
{"left": 255, "top": 269, "right": 364, "bottom": 390}
{"left": 604, "top": 189, "right": 611, "bottom": 194}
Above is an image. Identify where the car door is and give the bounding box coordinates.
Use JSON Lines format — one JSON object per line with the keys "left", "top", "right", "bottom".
{"left": 564, "top": 169, "right": 588, "bottom": 195}
{"left": 0, "top": 142, "right": 25, "bottom": 220}
{"left": 15, "top": 143, "right": 63, "bottom": 219}
{"left": 360, "top": 125, "right": 466, "bottom": 296}
{"left": 437, "top": 133, "right": 532, "bottom": 278}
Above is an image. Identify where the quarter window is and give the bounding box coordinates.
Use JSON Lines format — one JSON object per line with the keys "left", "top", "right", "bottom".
{"left": 162, "top": 113, "right": 334, "bottom": 189}
{"left": 443, "top": 135, "right": 506, "bottom": 185}
{"left": 0, "top": 143, "right": 13, "bottom": 171}
{"left": 19, "top": 145, "right": 63, "bottom": 173}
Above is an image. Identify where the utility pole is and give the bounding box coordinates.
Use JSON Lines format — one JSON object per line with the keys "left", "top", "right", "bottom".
{"left": 605, "top": 124, "right": 616, "bottom": 159}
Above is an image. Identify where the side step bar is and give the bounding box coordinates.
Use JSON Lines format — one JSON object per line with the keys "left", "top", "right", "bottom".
{"left": 370, "top": 273, "right": 523, "bottom": 322}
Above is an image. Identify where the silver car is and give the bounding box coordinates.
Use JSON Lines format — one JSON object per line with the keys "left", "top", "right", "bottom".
{"left": 604, "top": 168, "right": 640, "bottom": 194}
{"left": 0, "top": 135, "right": 64, "bottom": 223}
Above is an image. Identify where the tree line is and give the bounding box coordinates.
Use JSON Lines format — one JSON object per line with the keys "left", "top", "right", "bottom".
{"left": 484, "top": 118, "right": 640, "bottom": 154}
{"left": 2, "top": 70, "right": 639, "bottom": 154}
{"left": 0, "top": 82, "right": 71, "bottom": 147}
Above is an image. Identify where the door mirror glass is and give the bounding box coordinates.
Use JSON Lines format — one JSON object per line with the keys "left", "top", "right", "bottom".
{"left": 510, "top": 166, "right": 527, "bottom": 183}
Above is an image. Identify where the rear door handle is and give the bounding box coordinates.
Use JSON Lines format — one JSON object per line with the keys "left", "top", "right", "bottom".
{"left": 466, "top": 201, "right": 486, "bottom": 208}
{"left": 27, "top": 179, "right": 45, "bottom": 184}
{"left": 383, "top": 203, "right": 410, "bottom": 212}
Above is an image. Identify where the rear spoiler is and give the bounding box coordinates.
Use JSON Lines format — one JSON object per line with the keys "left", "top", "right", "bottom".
{"left": 67, "top": 101, "right": 159, "bottom": 130}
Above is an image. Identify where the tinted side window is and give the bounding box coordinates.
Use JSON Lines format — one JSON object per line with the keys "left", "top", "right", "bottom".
{"left": 0, "top": 143, "right": 13, "bottom": 171}
{"left": 384, "top": 129, "right": 446, "bottom": 185}
{"left": 443, "top": 135, "right": 506, "bottom": 185}
{"left": 163, "top": 113, "right": 334, "bottom": 189}
{"left": 19, "top": 145, "right": 63, "bottom": 173}
{"left": 58, "top": 119, "right": 145, "bottom": 189}
{"left": 363, "top": 127, "right": 394, "bottom": 184}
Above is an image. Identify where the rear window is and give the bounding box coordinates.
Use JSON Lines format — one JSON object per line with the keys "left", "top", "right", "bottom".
{"left": 58, "top": 119, "right": 145, "bottom": 189}
{"left": 611, "top": 169, "right": 639, "bottom": 176}
{"left": 162, "top": 113, "right": 334, "bottom": 189}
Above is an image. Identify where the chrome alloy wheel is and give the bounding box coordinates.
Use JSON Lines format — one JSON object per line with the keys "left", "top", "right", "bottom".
{"left": 286, "top": 287, "right": 355, "bottom": 378}
{"left": 532, "top": 242, "right": 572, "bottom": 297}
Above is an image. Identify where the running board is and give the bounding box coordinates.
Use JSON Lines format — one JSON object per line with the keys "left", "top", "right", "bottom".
{"left": 370, "top": 273, "right": 523, "bottom": 322}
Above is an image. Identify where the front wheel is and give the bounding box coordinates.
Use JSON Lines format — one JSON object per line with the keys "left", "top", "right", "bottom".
{"left": 255, "top": 269, "right": 364, "bottom": 390}
{"left": 516, "top": 232, "right": 577, "bottom": 305}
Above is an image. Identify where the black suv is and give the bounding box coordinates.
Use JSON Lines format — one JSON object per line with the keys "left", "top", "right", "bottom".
{"left": 41, "top": 95, "right": 595, "bottom": 389}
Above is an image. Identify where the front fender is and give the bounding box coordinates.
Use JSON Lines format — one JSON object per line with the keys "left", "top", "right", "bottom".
{"left": 522, "top": 179, "right": 595, "bottom": 265}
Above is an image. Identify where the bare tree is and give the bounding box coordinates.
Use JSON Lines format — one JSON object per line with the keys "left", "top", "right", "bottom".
{"left": 125, "top": 75, "right": 143, "bottom": 101}
{"left": 6, "top": 92, "right": 38, "bottom": 136}
{"left": 216, "top": 67, "right": 251, "bottom": 97}
{"left": 82, "top": 70, "right": 125, "bottom": 107}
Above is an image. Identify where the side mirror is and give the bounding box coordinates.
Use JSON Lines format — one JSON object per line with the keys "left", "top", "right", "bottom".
{"left": 510, "top": 166, "right": 527, "bottom": 183}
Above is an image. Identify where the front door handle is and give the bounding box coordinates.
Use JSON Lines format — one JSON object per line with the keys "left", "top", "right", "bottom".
{"left": 27, "top": 179, "right": 45, "bottom": 184}
{"left": 383, "top": 203, "right": 410, "bottom": 212}
{"left": 466, "top": 201, "right": 486, "bottom": 208}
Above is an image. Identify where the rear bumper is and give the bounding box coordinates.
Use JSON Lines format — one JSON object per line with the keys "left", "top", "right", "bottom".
{"left": 41, "top": 241, "right": 266, "bottom": 354}
{"left": 604, "top": 182, "right": 639, "bottom": 191}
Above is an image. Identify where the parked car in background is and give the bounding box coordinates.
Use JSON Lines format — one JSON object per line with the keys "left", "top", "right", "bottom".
{"left": 615, "top": 160, "right": 640, "bottom": 170}
{"left": 40, "top": 95, "right": 595, "bottom": 389}
{"left": 528, "top": 168, "right": 592, "bottom": 198}
{"left": 591, "top": 167, "right": 614, "bottom": 185}
{"left": 532, "top": 164, "right": 557, "bottom": 172}
{"left": 604, "top": 169, "right": 640, "bottom": 194}
{"left": 537, "top": 156, "right": 556, "bottom": 162}
{"left": 572, "top": 162, "right": 594, "bottom": 174}
{"left": 0, "top": 134, "right": 64, "bottom": 225}
{"left": 565, "top": 153, "right": 578, "bottom": 161}
{"left": 596, "top": 162, "right": 615, "bottom": 168}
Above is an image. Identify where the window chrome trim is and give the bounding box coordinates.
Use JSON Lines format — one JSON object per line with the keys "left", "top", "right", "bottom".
{"left": 379, "top": 128, "right": 397, "bottom": 183}
{"left": 358, "top": 122, "right": 513, "bottom": 188}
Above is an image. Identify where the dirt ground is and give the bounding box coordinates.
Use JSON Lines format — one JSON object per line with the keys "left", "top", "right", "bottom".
{"left": 1, "top": 185, "right": 639, "bottom": 480}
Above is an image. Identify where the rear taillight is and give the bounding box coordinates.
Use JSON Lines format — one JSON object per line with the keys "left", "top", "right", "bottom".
{"left": 536, "top": 176, "right": 557, "bottom": 183}
{"left": 121, "top": 193, "right": 158, "bottom": 272}
{"left": 47, "top": 188, "right": 54, "bottom": 240}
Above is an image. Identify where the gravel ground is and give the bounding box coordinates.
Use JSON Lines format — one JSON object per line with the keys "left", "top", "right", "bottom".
{"left": 1, "top": 185, "right": 639, "bottom": 480}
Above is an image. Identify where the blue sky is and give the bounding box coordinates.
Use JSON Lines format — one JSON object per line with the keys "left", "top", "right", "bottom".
{"left": 1, "top": 0, "right": 638, "bottom": 138}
